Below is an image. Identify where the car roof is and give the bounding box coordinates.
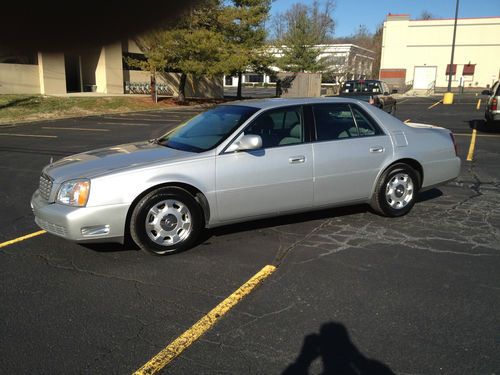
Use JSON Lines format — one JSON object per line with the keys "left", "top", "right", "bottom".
{"left": 223, "top": 97, "right": 367, "bottom": 110}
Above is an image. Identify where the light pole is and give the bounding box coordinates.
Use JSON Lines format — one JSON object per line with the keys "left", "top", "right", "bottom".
{"left": 445, "top": 0, "right": 460, "bottom": 102}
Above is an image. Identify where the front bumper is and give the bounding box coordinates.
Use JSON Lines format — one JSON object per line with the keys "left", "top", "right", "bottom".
{"left": 31, "top": 190, "right": 130, "bottom": 243}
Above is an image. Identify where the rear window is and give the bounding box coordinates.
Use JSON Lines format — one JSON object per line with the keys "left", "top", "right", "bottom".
{"left": 342, "top": 81, "right": 382, "bottom": 94}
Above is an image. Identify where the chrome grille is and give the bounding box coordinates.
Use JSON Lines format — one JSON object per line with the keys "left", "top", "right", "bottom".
{"left": 35, "top": 217, "right": 68, "bottom": 237}
{"left": 39, "top": 174, "right": 53, "bottom": 201}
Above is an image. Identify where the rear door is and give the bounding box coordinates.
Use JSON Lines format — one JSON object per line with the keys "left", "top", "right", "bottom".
{"left": 311, "top": 103, "right": 393, "bottom": 206}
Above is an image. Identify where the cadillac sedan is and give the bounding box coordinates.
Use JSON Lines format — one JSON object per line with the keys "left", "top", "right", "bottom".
{"left": 31, "top": 98, "right": 461, "bottom": 255}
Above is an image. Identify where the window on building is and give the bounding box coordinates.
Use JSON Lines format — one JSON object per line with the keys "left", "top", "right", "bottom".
{"left": 245, "top": 74, "right": 264, "bottom": 83}
{"left": 463, "top": 64, "right": 476, "bottom": 76}
{"left": 445, "top": 64, "right": 457, "bottom": 76}
{"left": 0, "top": 49, "right": 37, "bottom": 65}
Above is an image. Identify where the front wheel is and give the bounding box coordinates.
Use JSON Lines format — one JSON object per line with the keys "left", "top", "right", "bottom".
{"left": 370, "top": 163, "right": 419, "bottom": 217}
{"left": 130, "top": 187, "right": 204, "bottom": 255}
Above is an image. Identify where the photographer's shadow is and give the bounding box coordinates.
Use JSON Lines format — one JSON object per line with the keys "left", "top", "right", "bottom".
{"left": 283, "top": 322, "right": 395, "bottom": 375}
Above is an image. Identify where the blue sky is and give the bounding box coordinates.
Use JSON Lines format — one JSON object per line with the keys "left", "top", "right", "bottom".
{"left": 270, "top": 0, "right": 500, "bottom": 36}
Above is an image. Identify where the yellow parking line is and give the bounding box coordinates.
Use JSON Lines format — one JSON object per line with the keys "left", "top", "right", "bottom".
{"left": 0, "top": 230, "right": 46, "bottom": 249}
{"left": 404, "top": 119, "right": 411, "bottom": 123}
{"left": 428, "top": 100, "right": 442, "bottom": 109}
{"left": 466, "top": 129, "right": 477, "bottom": 161}
{"left": 0, "top": 133, "right": 57, "bottom": 138}
{"left": 42, "top": 127, "right": 110, "bottom": 132}
{"left": 476, "top": 99, "right": 481, "bottom": 110}
{"left": 134, "top": 265, "right": 277, "bottom": 375}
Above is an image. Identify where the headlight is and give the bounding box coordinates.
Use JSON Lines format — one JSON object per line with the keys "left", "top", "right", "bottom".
{"left": 56, "top": 179, "right": 90, "bottom": 207}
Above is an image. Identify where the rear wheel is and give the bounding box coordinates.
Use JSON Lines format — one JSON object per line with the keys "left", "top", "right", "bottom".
{"left": 371, "top": 163, "right": 419, "bottom": 217}
{"left": 130, "top": 187, "right": 203, "bottom": 255}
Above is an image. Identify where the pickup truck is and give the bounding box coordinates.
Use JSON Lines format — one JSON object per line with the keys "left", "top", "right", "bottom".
{"left": 337, "top": 80, "right": 397, "bottom": 114}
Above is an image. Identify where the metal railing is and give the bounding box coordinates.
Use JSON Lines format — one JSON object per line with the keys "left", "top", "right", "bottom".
{"left": 124, "top": 81, "right": 172, "bottom": 95}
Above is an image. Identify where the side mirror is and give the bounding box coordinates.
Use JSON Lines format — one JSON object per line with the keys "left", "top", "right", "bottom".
{"left": 392, "top": 89, "right": 398, "bottom": 94}
{"left": 481, "top": 90, "right": 492, "bottom": 95}
{"left": 226, "top": 134, "right": 262, "bottom": 152}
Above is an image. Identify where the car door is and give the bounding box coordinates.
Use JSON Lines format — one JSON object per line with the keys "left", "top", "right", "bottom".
{"left": 215, "top": 106, "right": 314, "bottom": 222}
{"left": 311, "top": 103, "right": 393, "bottom": 207}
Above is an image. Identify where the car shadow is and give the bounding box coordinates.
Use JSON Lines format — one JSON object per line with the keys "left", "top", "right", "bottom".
{"left": 469, "top": 119, "right": 500, "bottom": 133}
{"left": 416, "top": 188, "right": 442, "bottom": 203}
{"left": 80, "top": 190, "right": 443, "bottom": 254}
{"left": 282, "top": 321, "right": 395, "bottom": 375}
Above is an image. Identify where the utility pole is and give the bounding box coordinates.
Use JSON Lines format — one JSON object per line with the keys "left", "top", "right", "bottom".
{"left": 447, "top": 0, "right": 460, "bottom": 92}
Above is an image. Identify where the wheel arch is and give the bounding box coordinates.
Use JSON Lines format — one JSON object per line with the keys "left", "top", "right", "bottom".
{"left": 371, "top": 158, "right": 424, "bottom": 197}
{"left": 124, "top": 182, "right": 211, "bottom": 240}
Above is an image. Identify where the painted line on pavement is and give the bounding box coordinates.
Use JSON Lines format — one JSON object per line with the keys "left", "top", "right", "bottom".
{"left": 476, "top": 99, "right": 481, "bottom": 110}
{"left": 133, "top": 264, "right": 277, "bottom": 375}
{"left": 455, "top": 133, "right": 500, "bottom": 138}
{"left": 42, "top": 127, "right": 110, "bottom": 132}
{"left": 404, "top": 119, "right": 411, "bottom": 123}
{"left": 466, "top": 129, "right": 477, "bottom": 161}
{"left": 0, "top": 230, "right": 46, "bottom": 249}
{"left": 101, "top": 117, "right": 169, "bottom": 122}
{"left": 96, "top": 122, "right": 150, "bottom": 127}
{"left": 428, "top": 100, "right": 442, "bottom": 109}
{"left": 397, "top": 99, "right": 409, "bottom": 104}
{"left": 0, "top": 133, "right": 57, "bottom": 138}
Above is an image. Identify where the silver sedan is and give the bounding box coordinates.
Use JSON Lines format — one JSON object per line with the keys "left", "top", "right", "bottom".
{"left": 31, "top": 98, "right": 461, "bottom": 255}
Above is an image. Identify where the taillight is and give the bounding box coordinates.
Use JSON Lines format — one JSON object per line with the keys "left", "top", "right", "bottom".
{"left": 491, "top": 98, "right": 497, "bottom": 111}
{"left": 450, "top": 133, "right": 458, "bottom": 156}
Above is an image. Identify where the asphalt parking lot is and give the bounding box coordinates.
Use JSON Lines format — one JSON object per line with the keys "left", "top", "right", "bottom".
{"left": 1, "top": 95, "right": 499, "bottom": 374}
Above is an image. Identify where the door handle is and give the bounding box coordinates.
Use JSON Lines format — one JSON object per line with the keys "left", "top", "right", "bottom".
{"left": 370, "top": 146, "right": 385, "bottom": 153}
{"left": 289, "top": 155, "right": 305, "bottom": 164}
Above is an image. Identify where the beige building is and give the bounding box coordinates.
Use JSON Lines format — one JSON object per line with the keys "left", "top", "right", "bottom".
{"left": 380, "top": 14, "right": 500, "bottom": 92}
{"left": 0, "top": 40, "right": 223, "bottom": 97}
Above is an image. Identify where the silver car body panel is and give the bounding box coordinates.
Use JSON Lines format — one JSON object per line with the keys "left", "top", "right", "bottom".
{"left": 31, "top": 97, "right": 461, "bottom": 243}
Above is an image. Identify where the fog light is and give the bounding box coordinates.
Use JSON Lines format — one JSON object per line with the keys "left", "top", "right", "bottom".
{"left": 81, "top": 225, "right": 110, "bottom": 237}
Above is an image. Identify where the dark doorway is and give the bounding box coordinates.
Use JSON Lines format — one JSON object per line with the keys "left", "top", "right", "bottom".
{"left": 64, "top": 54, "right": 82, "bottom": 92}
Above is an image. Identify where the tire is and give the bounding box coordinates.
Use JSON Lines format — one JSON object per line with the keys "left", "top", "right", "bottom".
{"left": 390, "top": 103, "right": 397, "bottom": 115}
{"left": 370, "top": 163, "right": 420, "bottom": 217}
{"left": 130, "top": 187, "right": 204, "bottom": 255}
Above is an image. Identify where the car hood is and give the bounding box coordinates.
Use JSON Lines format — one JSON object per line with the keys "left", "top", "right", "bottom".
{"left": 43, "top": 141, "right": 192, "bottom": 182}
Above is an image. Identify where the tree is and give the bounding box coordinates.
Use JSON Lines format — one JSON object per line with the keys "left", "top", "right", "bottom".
{"left": 220, "top": 0, "right": 272, "bottom": 99}
{"left": 272, "top": 0, "right": 335, "bottom": 73}
{"left": 419, "top": 10, "right": 434, "bottom": 20}
{"left": 128, "top": 0, "right": 228, "bottom": 103}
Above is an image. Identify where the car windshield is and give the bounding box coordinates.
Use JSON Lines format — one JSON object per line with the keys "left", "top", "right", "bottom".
{"left": 157, "top": 105, "right": 258, "bottom": 153}
{"left": 342, "top": 81, "right": 382, "bottom": 94}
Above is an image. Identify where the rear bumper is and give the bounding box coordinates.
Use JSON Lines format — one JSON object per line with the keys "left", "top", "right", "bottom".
{"left": 31, "top": 190, "right": 129, "bottom": 243}
{"left": 486, "top": 110, "right": 500, "bottom": 122}
{"left": 421, "top": 156, "right": 461, "bottom": 189}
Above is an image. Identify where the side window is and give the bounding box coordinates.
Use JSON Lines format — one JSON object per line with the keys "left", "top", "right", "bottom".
{"left": 245, "top": 106, "right": 304, "bottom": 148}
{"left": 351, "top": 106, "right": 383, "bottom": 136}
{"left": 312, "top": 104, "right": 359, "bottom": 141}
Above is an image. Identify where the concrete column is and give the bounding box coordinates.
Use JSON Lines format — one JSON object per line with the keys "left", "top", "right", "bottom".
{"left": 95, "top": 43, "right": 124, "bottom": 94}
{"left": 38, "top": 52, "right": 66, "bottom": 94}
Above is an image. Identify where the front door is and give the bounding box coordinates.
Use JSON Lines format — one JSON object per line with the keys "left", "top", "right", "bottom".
{"left": 216, "top": 106, "right": 314, "bottom": 221}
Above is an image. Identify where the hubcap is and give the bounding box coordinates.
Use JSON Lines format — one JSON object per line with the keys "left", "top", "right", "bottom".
{"left": 145, "top": 199, "right": 192, "bottom": 246}
{"left": 385, "top": 173, "right": 414, "bottom": 209}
